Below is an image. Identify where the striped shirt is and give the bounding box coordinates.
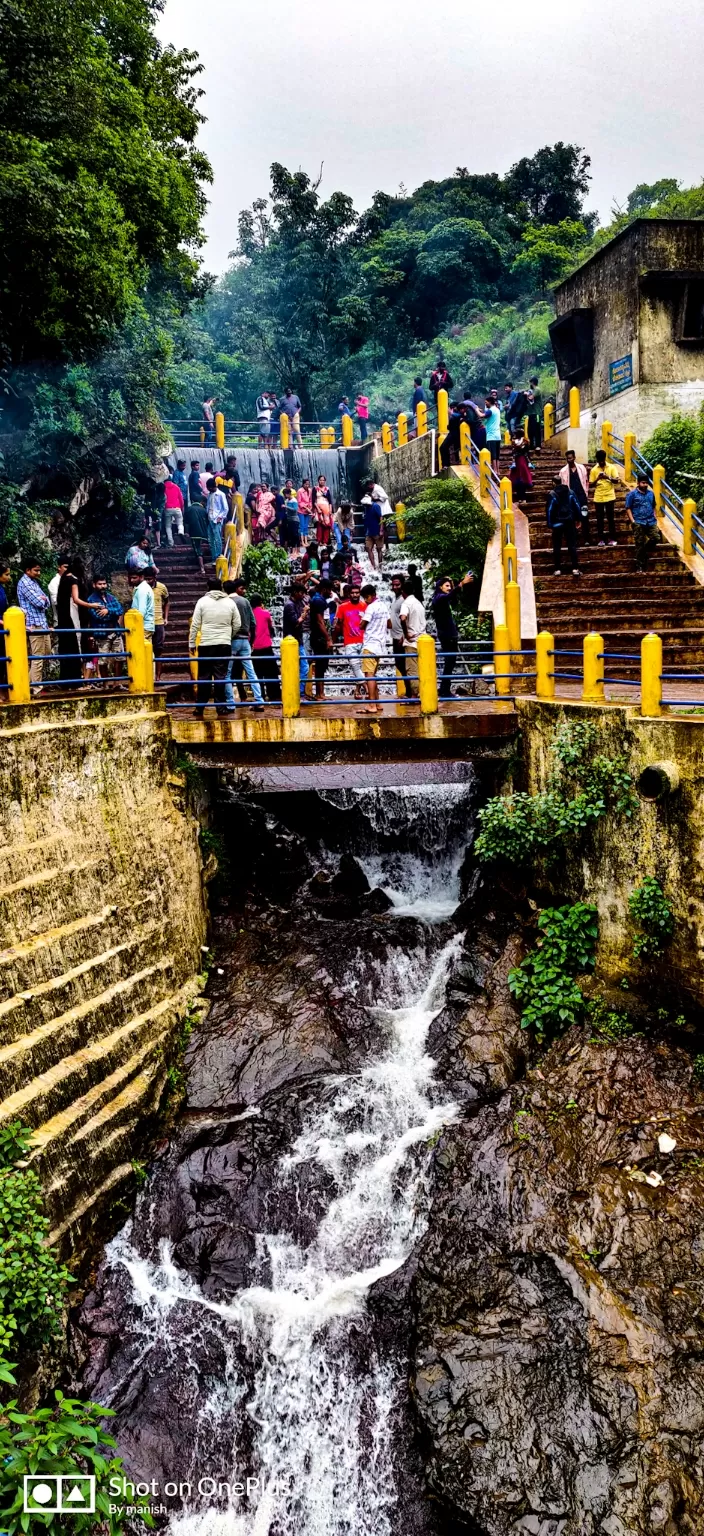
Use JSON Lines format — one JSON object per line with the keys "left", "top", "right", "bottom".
{"left": 17, "top": 575, "right": 50, "bottom": 630}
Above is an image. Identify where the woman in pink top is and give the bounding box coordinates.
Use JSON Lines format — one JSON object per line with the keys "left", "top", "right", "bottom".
{"left": 255, "top": 485, "right": 276, "bottom": 544}
{"left": 355, "top": 394, "right": 370, "bottom": 441}
{"left": 250, "top": 592, "right": 281, "bottom": 702}
{"left": 313, "top": 475, "right": 333, "bottom": 545}
{"left": 297, "top": 479, "right": 313, "bottom": 544}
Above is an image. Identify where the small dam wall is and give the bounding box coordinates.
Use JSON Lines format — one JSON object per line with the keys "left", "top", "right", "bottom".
{"left": 0, "top": 695, "right": 207, "bottom": 1253}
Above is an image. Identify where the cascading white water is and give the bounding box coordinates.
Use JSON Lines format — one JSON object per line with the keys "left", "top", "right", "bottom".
{"left": 321, "top": 783, "right": 474, "bottom": 920}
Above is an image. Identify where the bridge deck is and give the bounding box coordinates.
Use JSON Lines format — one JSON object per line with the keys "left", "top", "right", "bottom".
{"left": 168, "top": 697, "right": 519, "bottom": 750}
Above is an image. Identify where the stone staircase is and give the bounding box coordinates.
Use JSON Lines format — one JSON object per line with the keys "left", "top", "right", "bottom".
{"left": 154, "top": 541, "right": 209, "bottom": 680}
{"left": 504, "top": 444, "right": 704, "bottom": 677}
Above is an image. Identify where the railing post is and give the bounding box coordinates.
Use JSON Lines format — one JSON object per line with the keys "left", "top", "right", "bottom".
{"left": 505, "top": 581, "right": 521, "bottom": 657}
{"left": 601, "top": 420, "right": 613, "bottom": 456}
{"left": 279, "top": 413, "right": 290, "bottom": 450}
{"left": 641, "top": 632, "right": 662, "bottom": 717}
{"left": 215, "top": 412, "right": 225, "bottom": 450}
{"left": 280, "top": 635, "right": 300, "bottom": 718}
{"left": 437, "top": 388, "right": 449, "bottom": 437}
{"left": 125, "top": 609, "right": 147, "bottom": 694}
{"left": 499, "top": 476, "right": 513, "bottom": 512}
{"left": 536, "top": 630, "right": 555, "bottom": 700}
{"left": 569, "top": 386, "right": 581, "bottom": 429}
{"left": 394, "top": 502, "right": 407, "bottom": 541}
{"left": 417, "top": 633, "right": 438, "bottom": 714}
{"left": 494, "top": 623, "right": 510, "bottom": 696}
{"left": 459, "top": 421, "right": 471, "bottom": 465}
{"left": 4, "top": 607, "right": 31, "bottom": 704}
{"left": 341, "top": 414, "right": 354, "bottom": 448}
{"left": 416, "top": 401, "right": 428, "bottom": 437}
{"left": 652, "top": 464, "right": 665, "bottom": 514}
{"left": 381, "top": 421, "right": 394, "bottom": 453}
{"left": 503, "top": 540, "right": 518, "bottom": 588}
{"left": 501, "top": 509, "right": 516, "bottom": 551}
{"left": 503, "top": 429, "right": 511, "bottom": 445}
{"left": 582, "top": 631, "right": 604, "bottom": 704}
{"left": 624, "top": 431, "right": 636, "bottom": 483}
{"left": 215, "top": 555, "right": 228, "bottom": 584}
{"left": 683, "top": 497, "right": 696, "bottom": 556}
{"left": 543, "top": 403, "right": 554, "bottom": 441}
{"left": 479, "top": 446, "right": 491, "bottom": 498}
{"left": 523, "top": 415, "right": 529, "bottom": 438}
{"left": 397, "top": 413, "right": 408, "bottom": 448}
{"left": 144, "top": 636, "right": 155, "bottom": 693}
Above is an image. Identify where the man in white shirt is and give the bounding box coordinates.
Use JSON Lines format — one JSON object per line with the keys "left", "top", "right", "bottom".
{"left": 48, "top": 559, "right": 70, "bottom": 629}
{"left": 359, "top": 583, "right": 391, "bottom": 713}
{"left": 399, "top": 579, "right": 426, "bottom": 699}
{"left": 206, "top": 478, "right": 228, "bottom": 562}
{"left": 362, "top": 479, "right": 393, "bottom": 516}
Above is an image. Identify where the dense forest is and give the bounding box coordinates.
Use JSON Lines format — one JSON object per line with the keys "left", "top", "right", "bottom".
{"left": 1, "top": 0, "right": 704, "bottom": 548}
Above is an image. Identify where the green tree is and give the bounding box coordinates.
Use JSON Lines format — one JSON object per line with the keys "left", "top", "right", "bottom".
{"left": 641, "top": 410, "right": 704, "bottom": 501}
{"left": 512, "top": 220, "right": 589, "bottom": 291}
{"left": 505, "top": 143, "right": 593, "bottom": 228}
{"left": 403, "top": 477, "right": 495, "bottom": 585}
{"left": 626, "top": 179, "right": 681, "bottom": 215}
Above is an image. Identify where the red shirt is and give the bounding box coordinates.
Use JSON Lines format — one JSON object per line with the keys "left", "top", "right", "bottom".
{"left": 252, "top": 606, "right": 273, "bottom": 650}
{"left": 336, "top": 599, "right": 366, "bottom": 645}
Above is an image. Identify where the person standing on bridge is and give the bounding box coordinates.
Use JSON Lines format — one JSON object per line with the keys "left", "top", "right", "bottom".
{"left": 589, "top": 450, "right": 619, "bottom": 547}
{"left": 223, "top": 578, "right": 264, "bottom": 712}
{"left": 189, "top": 581, "right": 241, "bottom": 717}
{"left": 283, "top": 580, "right": 310, "bottom": 693}
{"left": 202, "top": 397, "right": 216, "bottom": 446}
{"left": 355, "top": 394, "right": 370, "bottom": 440}
{"left": 400, "top": 578, "right": 426, "bottom": 699}
{"left": 360, "top": 583, "right": 390, "bottom": 714}
{"left": 308, "top": 580, "right": 334, "bottom": 700}
{"left": 432, "top": 572, "right": 476, "bottom": 699}
{"left": 17, "top": 556, "right": 52, "bottom": 693}
{"left": 333, "top": 581, "right": 367, "bottom": 698}
{"left": 626, "top": 474, "right": 660, "bottom": 572}
{"left": 250, "top": 592, "right": 281, "bottom": 703}
{"left": 281, "top": 387, "right": 303, "bottom": 448}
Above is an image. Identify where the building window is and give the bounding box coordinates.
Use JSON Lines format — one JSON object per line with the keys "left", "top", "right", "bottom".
{"left": 549, "top": 309, "right": 594, "bottom": 380}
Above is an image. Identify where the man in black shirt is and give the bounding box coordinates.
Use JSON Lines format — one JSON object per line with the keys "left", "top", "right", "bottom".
{"left": 283, "top": 581, "right": 310, "bottom": 692}
{"left": 188, "top": 460, "right": 205, "bottom": 506}
{"left": 406, "top": 564, "right": 424, "bottom": 603}
{"left": 308, "top": 580, "right": 333, "bottom": 700}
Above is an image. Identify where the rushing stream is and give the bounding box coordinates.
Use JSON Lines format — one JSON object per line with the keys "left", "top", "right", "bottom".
{"left": 77, "top": 785, "right": 474, "bottom": 1535}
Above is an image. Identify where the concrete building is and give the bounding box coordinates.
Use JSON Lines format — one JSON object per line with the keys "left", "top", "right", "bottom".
{"left": 550, "top": 219, "right": 704, "bottom": 444}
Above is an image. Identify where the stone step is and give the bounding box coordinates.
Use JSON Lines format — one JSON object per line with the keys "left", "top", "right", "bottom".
{"left": 0, "top": 855, "right": 117, "bottom": 947}
{"left": 0, "top": 894, "right": 159, "bottom": 1003}
{"left": 0, "top": 925, "right": 165, "bottom": 1045}
{"left": 42, "top": 1069, "right": 165, "bottom": 1242}
{"left": 0, "top": 957, "right": 176, "bottom": 1099}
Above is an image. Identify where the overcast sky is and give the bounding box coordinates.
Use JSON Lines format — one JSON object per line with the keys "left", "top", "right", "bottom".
{"left": 158, "top": 0, "right": 704, "bottom": 276}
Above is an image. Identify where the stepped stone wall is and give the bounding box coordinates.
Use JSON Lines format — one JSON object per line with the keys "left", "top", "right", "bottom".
{"left": 0, "top": 694, "right": 207, "bottom": 1254}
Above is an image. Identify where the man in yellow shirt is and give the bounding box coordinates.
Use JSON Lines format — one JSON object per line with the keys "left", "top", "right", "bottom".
{"left": 589, "top": 450, "right": 620, "bottom": 546}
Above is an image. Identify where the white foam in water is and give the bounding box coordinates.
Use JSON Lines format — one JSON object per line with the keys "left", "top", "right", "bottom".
{"left": 106, "top": 927, "right": 464, "bottom": 1536}
{"left": 323, "top": 783, "right": 473, "bottom": 920}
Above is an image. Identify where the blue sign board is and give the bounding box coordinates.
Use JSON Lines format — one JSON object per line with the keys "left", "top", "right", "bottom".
{"left": 609, "top": 354, "right": 633, "bottom": 395}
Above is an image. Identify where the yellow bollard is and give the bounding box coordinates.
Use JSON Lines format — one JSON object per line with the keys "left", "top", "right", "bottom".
{"left": 683, "top": 497, "right": 696, "bottom": 556}
{"left": 215, "top": 555, "right": 228, "bottom": 584}
{"left": 504, "top": 429, "right": 511, "bottom": 445}
{"left": 144, "top": 636, "right": 155, "bottom": 694}
{"left": 536, "top": 631, "right": 555, "bottom": 700}
{"left": 4, "top": 606, "right": 31, "bottom": 704}
{"left": 601, "top": 420, "right": 613, "bottom": 456}
{"left": 582, "top": 631, "right": 605, "bottom": 704}
{"left": 494, "top": 622, "right": 510, "bottom": 696}
{"left": 381, "top": 421, "right": 393, "bottom": 453}
{"left": 395, "top": 502, "right": 406, "bottom": 541}
{"left": 641, "top": 632, "right": 663, "bottom": 718}
{"left": 124, "top": 609, "right": 147, "bottom": 694}
{"left": 624, "top": 431, "right": 636, "bottom": 483}
{"left": 279, "top": 413, "right": 290, "bottom": 450}
{"left": 543, "top": 402, "right": 554, "bottom": 441}
{"left": 341, "top": 414, "right": 354, "bottom": 448}
{"left": 505, "top": 581, "right": 521, "bottom": 657}
{"left": 652, "top": 464, "right": 665, "bottom": 514}
{"left": 280, "top": 635, "right": 300, "bottom": 718}
{"left": 436, "top": 388, "right": 449, "bottom": 438}
{"left": 416, "top": 401, "right": 428, "bottom": 437}
{"left": 500, "top": 476, "right": 513, "bottom": 512}
{"left": 479, "top": 446, "right": 491, "bottom": 498}
{"left": 459, "top": 421, "right": 471, "bottom": 465}
{"left": 417, "top": 633, "right": 438, "bottom": 715}
{"left": 569, "top": 386, "right": 581, "bottom": 429}
{"left": 215, "top": 412, "right": 225, "bottom": 451}
{"left": 523, "top": 415, "right": 529, "bottom": 438}
{"left": 503, "top": 540, "right": 518, "bottom": 588}
{"left": 397, "top": 413, "right": 408, "bottom": 448}
{"left": 501, "top": 510, "right": 515, "bottom": 551}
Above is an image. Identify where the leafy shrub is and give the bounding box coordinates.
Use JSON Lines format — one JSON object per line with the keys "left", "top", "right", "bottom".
{"left": 404, "top": 476, "right": 495, "bottom": 585}
{"left": 587, "top": 997, "right": 636, "bottom": 1044}
{"left": 509, "top": 903, "right": 598, "bottom": 1044}
{"left": 0, "top": 1394, "right": 133, "bottom": 1535}
{"left": 629, "top": 877, "right": 675, "bottom": 959}
{"left": 641, "top": 411, "right": 704, "bottom": 502}
{"left": 242, "top": 541, "right": 290, "bottom": 603}
{"left": 0, "top": 1122, "right": 72, "bottom": 1379}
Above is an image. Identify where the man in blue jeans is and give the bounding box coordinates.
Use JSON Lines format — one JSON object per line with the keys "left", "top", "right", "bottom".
{"left": 223, "top": 579, "right": 264, "bottom": 710}
{"left": 626, "top": 474, "right": 660, "bottom": 571}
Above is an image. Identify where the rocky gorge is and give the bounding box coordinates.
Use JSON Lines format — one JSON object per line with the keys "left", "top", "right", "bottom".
{"left": 71, "top": 778, "right": 704, "bottom": 1536}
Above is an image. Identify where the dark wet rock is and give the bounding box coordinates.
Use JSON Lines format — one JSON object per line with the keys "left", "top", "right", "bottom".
{"left": 411, "top": 1029, "right": 704, "bottom": 1536}
{"left": 429, "top": 921, "right": 526, "bottom": 1104}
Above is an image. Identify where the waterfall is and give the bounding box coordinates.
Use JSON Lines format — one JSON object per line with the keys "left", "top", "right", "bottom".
{"left": 166, "top": 448, "right": 350, "bottom": 504}
{"left": 83, "top": 786, "right": 473, "bottom": 1536}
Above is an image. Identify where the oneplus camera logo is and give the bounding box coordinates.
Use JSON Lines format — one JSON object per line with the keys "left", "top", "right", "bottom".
{"left": 23, "top": 1476, "right": 96, "bottom": 1515}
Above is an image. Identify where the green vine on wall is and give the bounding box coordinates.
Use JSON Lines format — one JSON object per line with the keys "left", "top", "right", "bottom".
{"left": 0, "top": 1122, "right": 73, "bottom": 1384}
{"left": 508, "top": 902, "right": 599, "bottom": 1045}
{"left": 475, "top": 720, "right": 637, "bottom": 867}
{"left": 629, "top": 877, "right": 675, "bottom": 959}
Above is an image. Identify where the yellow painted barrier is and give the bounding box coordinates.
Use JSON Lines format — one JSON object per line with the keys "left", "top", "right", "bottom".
{"left": 569, "top": 386, "right": 581, "bottom": 429}
{"left": 500, "top": 509, "right": 515, "bottom": 551}
{"left": 4, "top": 606, "right": 30, "bottom": 704}
{"left": 652, "top": 463, "right": 665, "bottom": 514}
{"left": 504, "top": 429, "right": 511, "bottom": 446}
{"left": 505, "top": 581, "right": 521, "bottom": 657}
{"left": 279, "top": 413, "right": 290, "bottom": 450}
{"left": 397, "top": 413, "right": 408, "bottom": 448}
{"left": 523, "top": 415, "right": 529, "bottom": 438}
{"left": 381, "top": 421, "right": 394, "bottom": 454}
{"left": 417, "top": 633, "right": 438, "bottom": 715}
{"left": 215, "top": 555, "right": 228, "bottom": 584}
{"left": 683, "top": 497, "right": 696, "bottom": 557}
{"left": 624, "top": 431, "right": 636, "bottom": 483}
{"left": 459, "top": 421, "right": 471, "bottom": 465}
{"left": 536, "top": 631, "right": 555, "bottom": 700}
{"left": 395, "top": 502, "right": 407, "bottom": 541}
{"left": 582, "top": 631, "right": 604, "bottom": 704}
{"left": 479, "top": 447, "right": 491, "bottom": 499}
{"left": 144, "top": 636, "right": 155, "bottom": 693}
{"left": 641, "top": 632, "right": 662, "bottom": 718}
{"left": 543, "top": 403, "right": 554, "bottom": 441}
{"left": 502, "top": 540, "right": 517, "bottom": 588}
{"left": 499, "top": 476, "right": 513, "bottom": 511}
{"left": 215, "top": 412, "right": 225, "bottom": 451}
{"left": 341, "top": 414, "right": 354, "bottom": 448}
{"left": 601, "top": 420, "right": 613, "bottom": 456}
{"left": 437, "top": 388, "right": 449, "bottom": 437}
{"left": 320, "top": 427, "right": 335, "bottom": 449}
{"left": 416, "top": 401, "right": 428, "bottom": 437}
{"left": 494, "top": 623, "right": 510, "bottom": 696}
{"left": 124, "top": 609, "right": 147, "bottom": 694}
{"left": 280, "top": 635, "right": 300, "bottom": 718}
